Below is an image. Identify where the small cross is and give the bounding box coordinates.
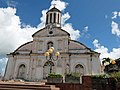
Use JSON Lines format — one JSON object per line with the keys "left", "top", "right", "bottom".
{"left": 52, "top": 3, "right": 56, "bottom": 7}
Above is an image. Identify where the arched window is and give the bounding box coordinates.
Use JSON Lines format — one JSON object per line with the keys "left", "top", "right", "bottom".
{"left": 75, "top": 64, "right": 84, "bottom": 76}
{"left": 17, "top": 64, "right": 26, "bottom": 79}
{"left": 47, "top": 41, "right": 53, "bottom": 49}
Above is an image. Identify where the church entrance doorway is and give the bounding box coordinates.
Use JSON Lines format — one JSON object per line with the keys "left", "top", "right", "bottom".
{"left": 43, "top": 61, "right": 54, "bottom": 79}
{"left": 17, "top": 64, "right": 26, "bottom": 79}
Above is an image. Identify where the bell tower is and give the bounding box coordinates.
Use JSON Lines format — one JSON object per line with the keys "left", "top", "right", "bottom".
{"left": 45, "top": 6, "right": 61, "bottom": 28}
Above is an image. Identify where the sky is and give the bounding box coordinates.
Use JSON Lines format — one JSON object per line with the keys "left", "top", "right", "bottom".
{"left": 0, "top": 0, "right": 120, "bottom": 75}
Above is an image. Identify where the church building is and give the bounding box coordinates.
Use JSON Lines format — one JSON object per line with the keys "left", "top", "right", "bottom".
{"left": 4, "top": 6, "right": 101, "bottom": 81}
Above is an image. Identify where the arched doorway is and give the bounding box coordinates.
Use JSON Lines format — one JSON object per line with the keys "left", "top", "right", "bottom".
{"left": 43, "top": 61, "right": 54, "bottom": 79}
{"left": 75, "top": 64, "right": 84, "bottom": 76}
{"left": 17, "top": 64, "right": 26, "bottom": 79}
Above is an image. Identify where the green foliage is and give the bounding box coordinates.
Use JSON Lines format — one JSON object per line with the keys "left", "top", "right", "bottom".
{"left": 92, "top": 72, "right": 120, "bottom": 82}
{"left": 102, "top": 57, "right": 120, "bottom": 73}
{"left": 110, "top": 72, "right": 120, "bottom": 81}
{"left": 92, "top": 74, "right": 110, "bottom": 79}
{"left": 48, "top": 73, "right": 63, "bottom": 78}
{"left": 65, "top": 72, "right": 80, "bottom": 83}
{"left": 66, "top": 72, "right": 80, "bottom": 78}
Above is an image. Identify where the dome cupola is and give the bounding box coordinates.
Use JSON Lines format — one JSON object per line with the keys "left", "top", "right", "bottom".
{"left": 45, "top": 6, "right": 61, "bottom": 28}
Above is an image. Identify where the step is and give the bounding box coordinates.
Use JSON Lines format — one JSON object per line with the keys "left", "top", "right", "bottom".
{"left": 0, "top": 83, "right": 59, "bottom": 90}
{"left": 0, "top": 88, "right": 30, "bottom": 90}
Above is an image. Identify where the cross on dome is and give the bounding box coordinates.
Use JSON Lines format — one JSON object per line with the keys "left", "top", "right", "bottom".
{"left": 52, "top": 3, "right": 56, "bottom": 7}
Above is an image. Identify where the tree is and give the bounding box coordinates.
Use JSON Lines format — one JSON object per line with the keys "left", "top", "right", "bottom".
{"left": 102, "top": 57, "right": 119, "bottom": 73}
{"left": 102, "top": 58, "right": 111, "bottom": 66}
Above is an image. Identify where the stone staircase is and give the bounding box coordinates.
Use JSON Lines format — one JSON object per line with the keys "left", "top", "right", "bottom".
{"left": 0, "top": 82, "right": 59, "bottom": 90}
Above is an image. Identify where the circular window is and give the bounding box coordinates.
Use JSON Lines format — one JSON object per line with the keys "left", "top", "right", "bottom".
{"left": 49, "top": 31, "right": 53, "bottom": 34}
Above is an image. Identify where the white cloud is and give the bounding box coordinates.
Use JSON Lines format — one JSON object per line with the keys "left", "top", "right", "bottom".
{"left": 50, "top": 0, "right": 68, "bottom": 11}
{"left": 111, "top": 11, "right": 120, "bottom": 37}
{"left": 110, "top": 48, "right": 120, "bottom": 59}
{"left": 0, "top": 57, "right": 8, "bottom": 75}
{"left": 62, "top": 23, "right": 80, "bottom": 40}
{"left": 61, "top": 12, "right": 70, "bottom": 25}
{"left": 0, "top": 7, "right": 38, "bottom": 55}
{"left": 83, "top": 26, "right": 88, "bottom": 32}
{"left": 112, "top": 11, "right": 118, "bottom": 19}
{"left": 93, "top": 39, "right": 109, "bottom": 59}
{"left": 111, "top": 21, "right": 120, "bottom": 37}
{"left": 93, "top": 39, "right": 120, "bottom": 60}
{"left": 0, "top": 7, "right": 38, "bottom": 75}
{"left": 37, "top": 9, "right": 47, "bottom": 29}
{"left": 6, "top": 0, "right": 18, "bottom": 7}
{"left": 61, "top": 12, "right": 80, "bottom": 40}
{"left": 80, "top": 26, "right": 90, "bottom": 39}
{"left": 118, "top": 12, "right": 120, "bottom": 17}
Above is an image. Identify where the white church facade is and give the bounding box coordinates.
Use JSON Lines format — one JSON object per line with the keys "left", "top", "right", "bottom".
{"left": 4, "top": 7, "right": 101, "bottom": 81}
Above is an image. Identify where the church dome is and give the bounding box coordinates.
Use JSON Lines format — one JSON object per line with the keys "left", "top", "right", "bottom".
{"left": 46, "top": 7, "right": 61, "bottom": 13}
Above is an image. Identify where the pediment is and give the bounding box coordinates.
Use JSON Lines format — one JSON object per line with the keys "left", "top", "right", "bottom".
{"left": 32, "top": 27, "right": 70, "bottom": 37}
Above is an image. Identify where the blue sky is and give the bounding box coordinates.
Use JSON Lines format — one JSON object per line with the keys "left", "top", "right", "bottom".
{"left": 0, "top": 0, "right": 120, "bottom": 75}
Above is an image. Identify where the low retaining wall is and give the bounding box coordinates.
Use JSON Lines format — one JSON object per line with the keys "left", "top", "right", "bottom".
{"left": 46, "top": 76, "right": 92, "bottom": 90}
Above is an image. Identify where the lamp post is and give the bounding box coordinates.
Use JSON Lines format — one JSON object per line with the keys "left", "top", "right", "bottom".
{"left": 44, "top": 47, "right": 60, "bottom": 73}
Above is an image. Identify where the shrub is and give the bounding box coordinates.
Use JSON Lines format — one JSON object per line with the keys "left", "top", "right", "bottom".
{"left": 92, "top": 74, "right": 110, "bottom": 84}
{"left": 110, "top": 72, "right": 120, "bottom": 82}
{"left": 65, "top": 72, "right": 80, "bottom": 83}
{"left": 48, "top": 73, "right": 63, "bottom": 78}
{"left": 65, "top": 72, "right": 80, "bottom": 78}
{"left": 92, "top": 74, "right": 110, "bottom": 79}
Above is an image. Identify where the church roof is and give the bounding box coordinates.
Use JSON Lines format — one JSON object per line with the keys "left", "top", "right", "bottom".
{"left": 47, "top": 7, "right": 61, "bottom": 13}
{"left": 10, "top": 41, "right": 33, "bottom": 54}
{"left": 69, "top": 40, "right": 100, "bottom": 54}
